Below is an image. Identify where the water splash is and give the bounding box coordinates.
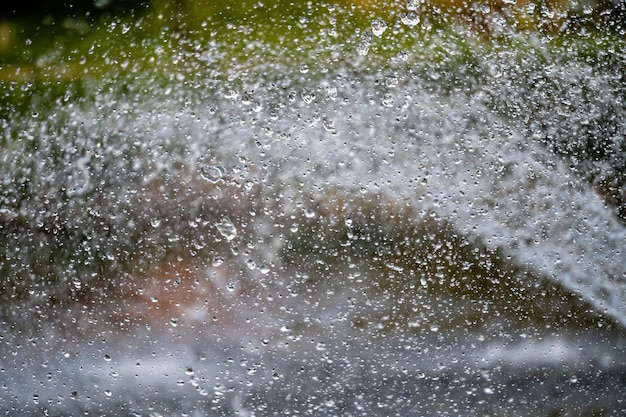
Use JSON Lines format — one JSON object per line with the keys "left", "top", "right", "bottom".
{"left": 1, "top": 13, "right": 626, "bottom": 415}
{"left": 3, "top": 50, "right": 625, "bottom": 327}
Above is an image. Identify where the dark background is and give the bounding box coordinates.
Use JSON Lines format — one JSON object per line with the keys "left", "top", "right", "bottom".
{"left": 0, "top": 0, "right": 149, "bottom": 17}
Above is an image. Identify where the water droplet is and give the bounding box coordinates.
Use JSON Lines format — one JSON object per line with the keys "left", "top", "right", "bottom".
{"left": 357, "top": 29, "right": 372, "bottom": 56}
{"left": 150, "top": 218, "right": 161, "bottom": 228}
{"left": 170, "top": 318, "right": 178, "bottom": 327}
{"left": 216, "top": 217, "right": 237, "bottom": 241}
{"left": 322, "top": 117, "right": 336, "bottom": 132}
{"left": 104, "top": 354, "right": 112, "bottom": 362}
{"left": 212, "top": 256, "right": 224, "bottom": 267}
{"left": 301, "top": 88, "right": 315, "bottom": 104}
{"left": 386, "top": 73, "right": 398, "bottom": 87}
{"left": 407, "top": 0, "right": 421, "bottom": 11}
{"left": 104, "top": 389, "right": 112, "bottom": 397}
{"left": 371, "top": 19, "right": 388, "bottom": 37}
{"left": 400, "top": 13, "right": 420, "bottom": 27}
{"left": 200, "top": 164, "right": 225, "bottom": 183}
{"left": 72, "top": 278, "right": 82, "bottom": 290}
{"left": 382, "top": 93, "right": 394, "bottom": 107}
{"left": 299, "top": 63, "right": 309, "bottom": 73}
{"left": 223, "top": 89, "right": 238, "bottom": 100}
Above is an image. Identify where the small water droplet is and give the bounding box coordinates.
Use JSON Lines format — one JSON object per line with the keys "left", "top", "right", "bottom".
{"left": 212, "top": 257, "right": 224, "bottom": 267}
{"left": 170, "top": 318, "right": 178, "bottom": 327}
{"left": 216, "top": 217, "right": 237, "bottom": 241}
{"left": 301, "top": 88, "right": 315, "bottom": 104}
{"left": 72, "top": 278, "right": 82, "bottom": 290}
{"left": 200, "top": 164, "right": 225, "bottom": 183}
{"left": 407, "top": 0, "right": 421, "bottom": 11}
{"left": 386, "top": 73, "right": 398, "bottom": 87}
{"left": 224, "top": 89, "right": 238, "bottom": 100}
{"left": 322, "top": 117, "right": 336, "bottom": 133}
{"left": 357, "top": 29, "right": 372, "bottom": 56}
{"left": 326, "top": 85, "right": 338, "bottom": 100}
{"left": 104, "top": 354, "right": 111, "bottom": 362}
{"left": 299, "top": 63, "right": 309, "bottom": 73}
{"left": 371, "top": 19, "right": 388, "bottom": 37}
{"left": 382, "top": 93, "right": 394, "bottom": 107}
{"left": 400, "top": 13, "right": 420, "bottom": 27}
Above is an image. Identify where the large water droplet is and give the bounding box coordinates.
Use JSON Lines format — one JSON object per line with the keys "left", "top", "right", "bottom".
{"left": 382, "top": 93, "right": 394, "bottom": 107}
{"left": 371, "top": 19, "right": 388, "bottom": 37}
{"left": 357, "top": 29, "right": 373, "bottom": 56}
{"left": 322, "top": 117, "right": 336, "bottom": 133}
{"left": 301, "top": 88, "right": 315, "bottom": 104}
{"left": 400, "top": 13, "right": 420, "bottom": 27}
{"left": 216, "top": 217, "right": 237, "bottom": 241}
{"left": 200, "top": 164, "right": 225, "bottom": 183}
{"left": 407, "top": 0, "right": 421, "bottom": 11}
